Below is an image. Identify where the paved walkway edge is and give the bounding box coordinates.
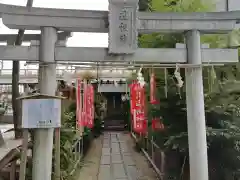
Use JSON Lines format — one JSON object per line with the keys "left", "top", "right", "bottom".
{"left": 77, "top": 135, "right": 103, "bottom": 180}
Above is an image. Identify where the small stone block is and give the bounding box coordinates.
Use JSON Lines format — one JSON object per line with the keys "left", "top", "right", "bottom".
{"left": 113, "top": 164, "right": 127, "bottom": 179}
{"left": 111, "top": 139, "right": 119, "bottom": 143}
{"left": 103, "top": 143, "right": 110, "bottom": 148}
{"left": 111, "top": 143, "right": 120, "bottom": 153}
{"left": 102, "top": 148, "right": 111, "bottom": 155}
{"left": 98, "top": 165, "right": 111, "bottom": 180}
{"left": 103, "top": 140, "right": 110, "bottom": 145}
{"left": 120, "top": 143, "right": 129, "bottom": 153}
{"left": 112, "top": 154, "right": 123, "bottom": 164}
{"left": 101, "top": 155, "right": 111, "bottom": 165}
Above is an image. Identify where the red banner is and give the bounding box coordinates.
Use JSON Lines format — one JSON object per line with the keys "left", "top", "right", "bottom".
{"left": 91, "top": 85, "right": 95, "bottom": 127}
{"left": 132, "top": 83, "right": 147, "bottom": 134}
{"left": 152, "top": 118, "right": 164, "bottom": 131}
{"left": 134, "top": 110, "right": 147, "bottom": 134}
{"left": 150, "top": 73, "right": 159, "bottom": 104}
{"left": 76, "top": 79, "right": 82, "bottom": 127}
{"left": 86, "top": 84, "right": 94, "bottom": 128}
{"left": 129, "top": 83, "right": 134, "bottom": 114}
{"left": 129, "top": 81, "right": 137, "bottom": 115}
{"left": 81, "top": 81, "right": 88, "bottom": 127}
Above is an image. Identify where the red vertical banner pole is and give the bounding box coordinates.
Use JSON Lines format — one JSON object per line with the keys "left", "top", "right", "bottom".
{"left": 130, "top": 80, "right": 148, "bottom": 134}
{"left": 85, "top": 84, "right": 89, "bottom": 128}
{"left": 134, "top": 83, "right": 142, "bottom": 133}
{"left": 132, "top": 83, "right": 147, "bottom": 134}
{"left": 91, "top": 85, "right": 95, "bottom": 128}
{"left": 129, "top": 81, "right": 136, "bottom": 115}
{"left": 76, "top": 79, "right": 82, "bottom": 128}
{"left": 150, "top": 71, "right": 164, "bottom": 132}
{"left": 82, "top": 80, "right": 87, "bottom": 127}
{"left": 152, "top": 117, "right": 164, "bottom": 131}
{"left": 130, "top": 81, "right": 136, "bottom": 131}
{"left": 86, "top": 84, "right": 94, "bottom": 128}
{"left": 129, "top": 83, "right": 133, "bottom": 114}
{"left": 133, "top": 82, "right": 139, "bottom": 132}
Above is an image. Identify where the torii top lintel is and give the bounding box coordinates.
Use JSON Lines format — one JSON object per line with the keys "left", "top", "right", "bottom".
{"left": 0, "top": 2, "right": 239, "bottom": 33}
{"left": 0, "top": 32, "right": 72, "bottom": 43}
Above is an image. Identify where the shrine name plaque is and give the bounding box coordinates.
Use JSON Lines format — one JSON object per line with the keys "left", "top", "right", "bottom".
{"left": 108, "top": 0, "right": 138, "bottom": 54}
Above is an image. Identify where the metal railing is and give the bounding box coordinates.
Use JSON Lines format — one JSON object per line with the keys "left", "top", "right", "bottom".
{"left": 131, "top": 130, "right": 165, "bottom": 179}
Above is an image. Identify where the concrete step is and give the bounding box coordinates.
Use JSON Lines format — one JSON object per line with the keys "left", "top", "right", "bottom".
{"left": 104, "top": 122, "right": 125, "bottom": 126}
{"left": 104, "top": 126, "right": 125, "bottom": 131}
{"left": 103, "top": 119, "right": 126, "bottom": 131}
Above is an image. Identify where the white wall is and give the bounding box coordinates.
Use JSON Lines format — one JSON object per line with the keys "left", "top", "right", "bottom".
{"left": 98, "top": 84, "right": 128, "bottom": 93}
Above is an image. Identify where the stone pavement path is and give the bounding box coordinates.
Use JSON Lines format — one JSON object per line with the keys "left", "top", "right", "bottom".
{"left": 98, "top": 132, "right": 158, "bottom": 180}
{"left": 77, "top": 132, "right": 158, "bottom": 180}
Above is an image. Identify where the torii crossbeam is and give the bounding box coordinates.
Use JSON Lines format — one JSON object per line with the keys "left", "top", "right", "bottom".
{"left": 0, "top": 1, "right": 239, "bottom": 180}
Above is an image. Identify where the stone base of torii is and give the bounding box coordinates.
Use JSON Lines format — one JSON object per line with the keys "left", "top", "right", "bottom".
{"left": 0, "top": 1, "right": 239, "bottom": 180}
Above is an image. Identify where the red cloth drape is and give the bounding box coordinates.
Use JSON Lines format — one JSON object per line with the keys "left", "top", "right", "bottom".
{"left": 150, "top": 73, "right": 159, "bottom": 105}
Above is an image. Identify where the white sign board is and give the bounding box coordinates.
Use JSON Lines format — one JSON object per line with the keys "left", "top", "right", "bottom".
{"left": 108, "top": 0, "right": 138, "bottom": 54}
{"left": 22, "top": 99, "right": 61, "bottom": 128}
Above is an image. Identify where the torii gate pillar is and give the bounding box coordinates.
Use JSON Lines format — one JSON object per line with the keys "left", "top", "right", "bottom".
{"left": 185, "top": 30, "right": 208, "bottom": 180}
{"left": 32, "top": 27, "right": 57, "bottom": 180}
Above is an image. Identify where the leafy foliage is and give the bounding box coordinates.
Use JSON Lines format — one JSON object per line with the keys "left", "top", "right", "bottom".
{"left": 139, "top": 0, "right": 152, "bottom": 11}
{"left": 132, "top": 0, "right": 240, "bottom": 179}
{"left": 58, "top": 83, "right": 104, "bottom": 179}
{"left": 59, "top": 111, "right": 83, "bottom": 180}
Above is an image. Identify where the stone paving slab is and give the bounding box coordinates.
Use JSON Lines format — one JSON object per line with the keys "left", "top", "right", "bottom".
{"left": 98, "top": 165, "right": 111, "bottom": 180}
{"left": 125, "top": 165, "right": 140, "bottom": 180}
{"left": 113, "top": 163, "right": 127, "bottom": 179}
{"left": 100, "top": 155, "right": 110, "bottom": 165}
{"left": 103, "top": 143, "right": 110, "bottom": 148}
{"left": 102, "top": 147, "right": 110, "bottom": 155}
{"left": 122, "top": 155, "right": 135, "bottom": 166}
{"left": 111, "top": 143, "right": 120, "bottom": 154}
{"left": 112, "top": 154, "right": 123, "bottom": 164}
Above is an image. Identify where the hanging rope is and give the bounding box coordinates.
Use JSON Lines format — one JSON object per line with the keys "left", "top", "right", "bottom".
{"left": 174, "top": 64, "right": 184, "bottom": 88}
{"left": 137, "top": 65, "right": 145, "bottom": 87}
{"left": 164, "top": 68, "right": 168, "bottom": 98}
{"left": 208, "top": 65, "right": 217, "bottom": 93}
{"left": 174, "top": 64, "right": 184, "bottom": 99}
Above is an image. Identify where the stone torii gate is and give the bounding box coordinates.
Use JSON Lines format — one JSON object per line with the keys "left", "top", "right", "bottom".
{"left": 0, "top": 1, "right": 239, "bottom": 180}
